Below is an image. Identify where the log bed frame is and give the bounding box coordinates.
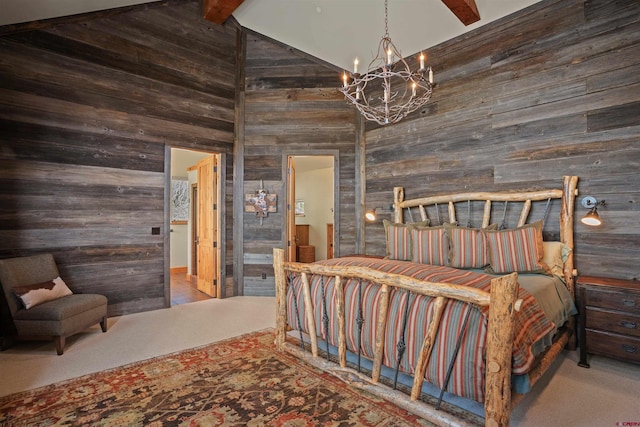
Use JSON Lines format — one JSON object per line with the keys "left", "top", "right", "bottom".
{"left": 273, "top": 175, "right": 579, "bottom": 427}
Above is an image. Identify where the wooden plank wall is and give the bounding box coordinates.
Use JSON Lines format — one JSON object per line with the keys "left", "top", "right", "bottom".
{"left": 364, "top": 0, "right": 640, "bottom": 280}
{"left": 0, "top": 0, "right": 237, "bottom": 316}
{"left": 242, "top": 32, "right": 356, "bottom": 296}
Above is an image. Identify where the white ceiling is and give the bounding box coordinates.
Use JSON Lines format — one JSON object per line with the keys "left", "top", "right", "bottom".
{"left": 1, "top": 0, "right": 542, "bottom": 71}
{"left": 234, "top": 0, "right": 542, "bottom": 70}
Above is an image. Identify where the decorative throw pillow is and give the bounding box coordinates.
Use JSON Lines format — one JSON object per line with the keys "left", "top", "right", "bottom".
{"left": 542, "top": 241, "right": 572, "bottom": 280}
{"left": 13, "top": 276, "right": 73, "bottom": 309}
{"left": 383, "top": 219, "right": 429, "bottom": 261}
{"left": 484, "top": 220, "right": 550, "bottom": 274}
{"left": 409, "top": 225, "right": 448, "bottom": 266}
{"left": 444, "top": 223, "right": 497, "bottom": 269}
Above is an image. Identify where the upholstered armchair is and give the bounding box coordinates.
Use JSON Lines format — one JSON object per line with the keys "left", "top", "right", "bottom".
{"left": 0, "top": 253, "right": 108, "bottom": 355}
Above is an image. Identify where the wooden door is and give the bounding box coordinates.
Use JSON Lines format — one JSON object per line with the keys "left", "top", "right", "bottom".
{"left": 326, "top": 223, "right": 334, "bottom": 259}
{"left": 287, "top": 156, "right": 296, "bottom": 261}
{"left": 196, "top": 155, "right": 218, "bottom": 297}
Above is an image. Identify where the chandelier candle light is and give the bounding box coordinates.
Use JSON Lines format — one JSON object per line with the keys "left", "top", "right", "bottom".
{"left": 340, "top": 0, "right": 434, "bottom": 125}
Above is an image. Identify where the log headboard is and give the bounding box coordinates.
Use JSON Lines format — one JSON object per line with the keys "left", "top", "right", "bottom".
{"left": 392, "top": 175, "right": 579, "bottom": 296}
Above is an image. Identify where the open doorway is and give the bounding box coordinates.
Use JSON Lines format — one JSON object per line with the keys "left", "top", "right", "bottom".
{"left": 169, "top": 148, "right": 222, "bottom": 305}
{"left": 286, "top": 155, "right": 336, "bottom": 263}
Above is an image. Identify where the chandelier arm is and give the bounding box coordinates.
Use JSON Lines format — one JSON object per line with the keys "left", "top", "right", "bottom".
{"left": 340, "top": 0, "right": 435, "bottom": 125}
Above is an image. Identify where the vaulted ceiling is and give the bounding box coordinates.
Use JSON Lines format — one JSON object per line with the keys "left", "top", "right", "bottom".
{"left": 1, "top": 0, "right": 542, "bottom": 70}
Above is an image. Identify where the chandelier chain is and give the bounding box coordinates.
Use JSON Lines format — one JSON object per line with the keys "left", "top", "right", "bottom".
{"left": 384, "top": 0, "right": 389, "bottom": 38}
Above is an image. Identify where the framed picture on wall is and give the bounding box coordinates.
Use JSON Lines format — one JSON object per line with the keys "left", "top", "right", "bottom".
{"left": 295, "top": 200, "right": 305, "bottom": 217}
{"left": 171, "top": 177, "right": 189, "bottom": 224}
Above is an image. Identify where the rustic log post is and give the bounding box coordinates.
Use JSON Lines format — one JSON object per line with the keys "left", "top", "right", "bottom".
{"left": 394, "top": 187, "right": 404, "bottom": 224}
{"left": 560, "top": 175, "right": 578, "bottom": 297}
{"left": 482, "top": 200, "right": 491, "bottom": 229}
{"left": 301, "top": 272, "right": 319, "bottom": 357}
{"left": 335, "top": 275, "right": 347, "bottom": 367}
{"left": 372, "top": 284, "right": 390, "bottom": 383}
{"left": 418, "top": 205, "right": 428, "bottom": 222}
{"left": 484, "top": 272, "right": 519, "bottom": 427}
{"left": 517, "top": 200, "right": 531, "bottom": 227}
{"left": 273, "top": 248, "right": 287, "bottom": 351}
{"left": 411, "top": 296, "right": 446, "bottom": 400}
{"left": 448, "top": 201, "right": 456, "bottom": 224}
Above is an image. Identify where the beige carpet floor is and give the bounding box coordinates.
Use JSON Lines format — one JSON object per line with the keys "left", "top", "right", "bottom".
{"left": 1, "top": 296, "right": 638, "bottom": 426}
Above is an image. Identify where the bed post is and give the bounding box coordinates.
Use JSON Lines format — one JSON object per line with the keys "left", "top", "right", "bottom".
{"left": 484, "top": 272, "right": 520, "bottom": 427}
{"left": 560, "top": 176, "right": 579, "bottom": 298}
{"left": 394, "top": 187, "right": 404, "bottom": 223}
{"left": 372, "top": 284, "right": 390, "bottom": 383}
{"left": 273, "top": 248, "right": 287, "bottom": 351}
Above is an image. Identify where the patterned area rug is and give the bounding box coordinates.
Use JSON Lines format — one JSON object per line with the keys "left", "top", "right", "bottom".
{"left": 0, "top": 329, "right": 432, "bottom": 426}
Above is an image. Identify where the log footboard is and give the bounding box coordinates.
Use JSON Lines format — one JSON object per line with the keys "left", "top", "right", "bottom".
{"left": 273, "top": 247, "right": 522, "bottom": 427}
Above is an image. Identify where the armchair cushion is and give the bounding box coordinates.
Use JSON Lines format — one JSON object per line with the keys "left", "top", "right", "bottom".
{"left": 13, "top": 276, "right": 73, "bottom": 309}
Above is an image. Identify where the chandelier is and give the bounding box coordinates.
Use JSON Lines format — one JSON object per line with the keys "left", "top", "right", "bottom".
{"left": 340, "top": 0, "right": 434, "bottom": 126}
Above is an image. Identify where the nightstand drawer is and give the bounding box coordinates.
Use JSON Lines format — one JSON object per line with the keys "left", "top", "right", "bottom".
{"left": 584, "top": 288, "right": 639, "bottom": 312}
{"left": 586, "top": 308, "right": 640, "bottom": 338}
{"left": 586, "top": 330, "right": 640, "bottom": 363}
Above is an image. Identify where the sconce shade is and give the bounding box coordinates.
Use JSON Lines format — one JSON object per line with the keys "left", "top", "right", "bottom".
{"left": 581, "top": 208, "right": 602, "bottom": 226}
{"left": 580, "top": 196, "right": 605, "bottom": 226}
{"left": 365, "top": 210, "right": 377, "bottom": 222}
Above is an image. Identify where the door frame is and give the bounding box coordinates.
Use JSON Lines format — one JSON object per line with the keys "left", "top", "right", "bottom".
{"left": 164, "top": 147, "right": 226, "bottom": 306}
{"left": 190, "top": 183, "right": 198, "bottom": 285}
{"left": 282, "top": 150, "right": 340, "bottom": 261}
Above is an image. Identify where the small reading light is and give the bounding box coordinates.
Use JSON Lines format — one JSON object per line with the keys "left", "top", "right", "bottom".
{"left": 365, "top": 209, "right": 377, "bottom": 222}
{"left": 581, "top": 196, "right": 606, "bottom": 226}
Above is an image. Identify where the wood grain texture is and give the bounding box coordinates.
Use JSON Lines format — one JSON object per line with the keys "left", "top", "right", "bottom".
{"left": 1, "top": 0, "right": 638, "bottom": 320}
{"left": 241, "top": 31, "right": 356, "bottom": 296}
{"left": 484, "top": 273, "right": 520, "bottom": 427}
{"left": 0, "top": 0, "right": 236, "bottom": 316}
{"left": 203, "top": 0, "right": 245, "bottom": 25}
{"left": 441, "top": 0, "right": 480, "bottom": 25}
{"left": 364, "top": 0, "right": 640, "bottom": 281}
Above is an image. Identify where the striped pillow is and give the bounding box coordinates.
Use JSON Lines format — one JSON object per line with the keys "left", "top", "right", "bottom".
{"left": 484, "top": 220, "right": 550, "bottom": 274}
{"left": 383, "top": 220, "right": 429, "bottom": 261}
{"left": 444, "top": 223, "right": 496, "bottom": 269}
{"left": 410, "top": 225, "right": 448, "bottom": 266}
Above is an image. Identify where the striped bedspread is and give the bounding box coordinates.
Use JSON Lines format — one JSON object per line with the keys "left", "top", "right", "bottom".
{"left": 285, "top": 257, "right": 555, "bottom": 403}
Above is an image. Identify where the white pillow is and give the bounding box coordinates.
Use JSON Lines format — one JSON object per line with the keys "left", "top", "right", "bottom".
{"left": 13, "top": 276, "right": 73, "bottom": 309}
{"left": 542, "top": 241, "right": 572, "bottom": 280}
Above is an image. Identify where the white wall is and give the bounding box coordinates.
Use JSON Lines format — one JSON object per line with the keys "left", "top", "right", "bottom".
{"left": 295, "top": 165, "right": 334, "bottom": 261}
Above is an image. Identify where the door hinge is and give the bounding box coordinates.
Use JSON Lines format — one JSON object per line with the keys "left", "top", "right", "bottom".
{"left": 213, "top": 203, "right": 217, "bottom": 210}
{"left": 214, "top": 166, "right": 218, "bottom": 173}
{"left": 213, "top": 279, "right": 217, "bottom": 286}
{"left": 287, "top": 240, "right": 291, "bottom": 247}
{"left": 213, "top": 241, "right": 217, "bottom": 248}
{"left": 287, "top": 204, "right": 291, "bottom": 211}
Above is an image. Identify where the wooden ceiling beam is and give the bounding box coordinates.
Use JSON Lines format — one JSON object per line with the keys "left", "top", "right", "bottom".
{"left": 440, "top": 0, "right": 480, "bottom": 26}
{"left": 203, "top": 0, "right": 245, "bottom": 25}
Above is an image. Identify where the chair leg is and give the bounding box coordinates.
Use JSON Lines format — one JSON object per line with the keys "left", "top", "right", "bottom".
{"left": 54, "top": 336, "right": 65, "bottom": 355}
{"left": 100, "top": 316, "right": 108, "bottom": 332}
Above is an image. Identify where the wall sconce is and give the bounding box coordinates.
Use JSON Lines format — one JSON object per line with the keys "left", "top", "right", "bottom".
{"left": 581, "top": 196, "right": 606, "bottom": 226}
{"left": 365, "top": 208, "right": 377, "bottom": 222}
{"left": 365, "top": 205, "right": 394, "bottom": 222}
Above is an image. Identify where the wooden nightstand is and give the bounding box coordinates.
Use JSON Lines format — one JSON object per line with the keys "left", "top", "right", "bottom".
{"left": 577, "top": 276, "right": 640, "bottom": 367}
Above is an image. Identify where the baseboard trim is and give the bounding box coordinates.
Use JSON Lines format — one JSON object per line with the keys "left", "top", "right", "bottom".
{"left": 170, "top": 267, "right": 187, "bottom": 274}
